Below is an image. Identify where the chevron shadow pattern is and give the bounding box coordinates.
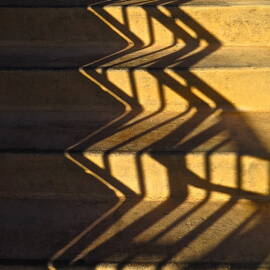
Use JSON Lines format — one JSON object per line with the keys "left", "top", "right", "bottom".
{"left": 47, "top": 2, "right": 270, "bottom": 270}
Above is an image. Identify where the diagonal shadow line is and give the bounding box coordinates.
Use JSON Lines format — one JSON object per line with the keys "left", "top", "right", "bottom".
{"left": 109, "top": 6, "right": 160, "bottom": 67}
{"left": 86, "top": 104, "right": 270, "bottom": 266}
{"left": 96, "top": 4, "right": 269, "bottom": 265}
{"left": 107, "top": 139, "right": 231, "bottom": 268}
{"left": 86, "top": 6, "right": 145, "bottom": 67}
{"left": 66, "top": 69, "right": 142, "bottom": 151}
{"left": 70, "top": 115, "right": 269, "bottom": 265}
{"left": 156, "top": 198, "right": 239, "bottom": 269}
{"left": 83, "top": 2, "right": 224, "bottom": 151}
{"left": 47, "top": 6, "right": 154, "bottom": 265}
{"left": 109, "top": 77, "right": 168, "bottom": 134}
{"left": 94, "top": 5, "right": 220, "bottom": 68}
{"left": 49, "top": 2, "right": 270, "bottom": 268}
{"left": 106, "top": 7, "right": 195, "bottom": 68}
{"left": 103, "top": 107, "right": 192, "bottom": 154}
{"left": 47, "top": 9, "right": 152, "bottom": 262}
{"left": 104, "top": 64, "right": 269, "bottom": 270}
{"left": 69, "top": 116, "right": 222, "bottom": 263}
{"left": 53, "top": 107, "right": 208, "bottom": 264}
{"left": 64, "top": 80, "right": 219, "bottom": 263}
{"left": 194, "top": 207, "right": 270, "bottom": 270}
{"left": 116, "top": 196, "right": 211, "bottom": 269}
{"left": 65, "top": 16, "right": 207, "bottom": 266}
{"left": 86, "top": 13, "right": 266, "bottom": 268}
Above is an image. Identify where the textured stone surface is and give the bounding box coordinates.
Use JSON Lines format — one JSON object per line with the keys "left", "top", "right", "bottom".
{"left": 1, "top": 0, "right": 270, "bottom": 268}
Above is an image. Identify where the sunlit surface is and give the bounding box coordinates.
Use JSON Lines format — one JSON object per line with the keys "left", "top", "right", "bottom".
{"left": 46, "top": 2, "right": 270, "bottom": 270}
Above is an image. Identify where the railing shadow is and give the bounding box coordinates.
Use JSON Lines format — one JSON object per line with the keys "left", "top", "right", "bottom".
{"left": 49, "top": 1, "right": 270, "bottom": 269}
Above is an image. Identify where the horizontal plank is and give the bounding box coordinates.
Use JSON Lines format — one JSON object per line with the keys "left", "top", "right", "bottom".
{"left": 0, "top": 198, "right": 270, "bottom": 264}
{"left": 0, "top": 5, "right": 269, "bottom": 49}
{"left": 0, "top": 0, "right": 270, "bottom": 7}
{"left": 1, "top": 46, "right": 270, "bottom": 69}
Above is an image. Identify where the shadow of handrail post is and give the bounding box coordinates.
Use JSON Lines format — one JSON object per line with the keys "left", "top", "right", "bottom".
{"left": 48, "top": 1, "right": 270, "bottom": 269}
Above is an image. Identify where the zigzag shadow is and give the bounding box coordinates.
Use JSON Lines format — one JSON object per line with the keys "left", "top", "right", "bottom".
{"left": 50, "top": 1, "right": 270, "bottom": 269}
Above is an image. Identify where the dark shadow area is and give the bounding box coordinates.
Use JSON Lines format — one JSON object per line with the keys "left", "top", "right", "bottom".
{"left": 0, "top": 1, "right": 143, "bottom": 262}
{"left": 0, "top": 70, "right": 127, "bottom": 150}
{"left": 0, "top": 7, "right": 129, "bottom": 68}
